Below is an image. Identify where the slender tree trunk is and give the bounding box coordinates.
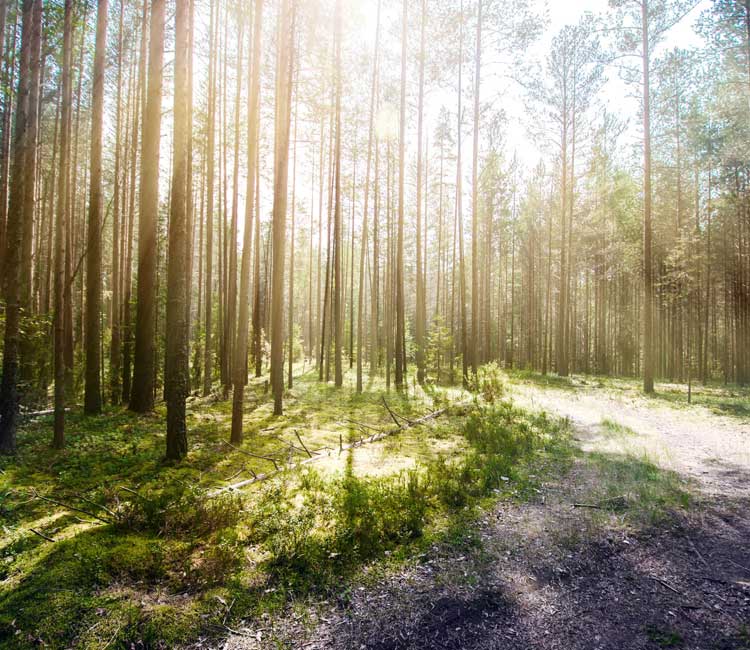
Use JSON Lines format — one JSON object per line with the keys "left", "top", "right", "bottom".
{"left": 110, "top": 1, "right": 125, "bottom": 405}
{"left": 642, "top": 0, "right": 654, "bottom": 393}
{"left": 53, "top": 0, "right": 74, "bottom": 448}
{"left": 288, "top": 65, "right": 298, "bottom": 389}
{"left": 395, "top": 0, "right": 407, "bottom": 389}
{"left": 0, "top": 0, "right": 33, "bottom": 454}
{"left": 165, "top": 0, "right": 190, "bottom": 460}
{"left": 130, "top": 0, "right": 165, "bottom": 412}
{"left": 19, "top": 0, "right": 40, "bottom": 319}
{"left": 333, "top": 0, "right": 343, "bottom": 388}
{"left": 470, "top": 0, "right": 482, "bottom": 378}
{"left": 357, "top": 0, "right": 381, "bottom": 393}
{"left": 416, "top": 0, "right": 427, "bottom": 385}
{"left": 270, "top": 0, "right": 294, "bottom": 414}
{"left": 203, "top": 0, "right": 218, "bottom": 395}
{"left": 123, "top": 0, "right": 147, "bottom": 404}
{"left": 0, "top": 0, "right": 8, "bottom": 260}
{"left": 231, "top": 0, "right": 263, "bottom": 442}
{"left": 84, "top": 0, "right": 108, "bottom": 414}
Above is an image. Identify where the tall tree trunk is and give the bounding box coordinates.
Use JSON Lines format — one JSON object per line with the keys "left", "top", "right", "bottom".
{"left": 0, "top": 0, "right": 8, "bottom": 260}
{"left": 165, "top": 0, "right": 190, "bottom": 460}
{"left": 415, "top": 0, "right": 427, "bottom": 385}
{"left": 288, "top": 68, "right": 298, "bottom": 389}
{"left": 470, "top": 0, "right": 482, "bottom": 378}
{"left": 225, "top": 12, "right": 244, "bottom": 398}
{"left": 357, "top": 0, "right": 381, "bottom": 393}
{"left": 53, "top": 0, "right": 74, "bottom": 448}
{"left": 19, "top": 0, "right": 40, "bottom": 319}
{"left": 130, "top": 0, "right": 165, "bottom": 412}
{"left": 203, "top": 0, "right": 218, "bottom": 395}
{"left": 84, "top": 0, "right": 108, "bottom": 415}
{"left": 395, "top": 0, "right": 407, "bottom": 389}
{"left": 0, "top": 0, "right": 33, "bottom": 454}
{"left": 110, "top": 0, "right": 125, "bottom": 405}
{"left": 333, "top": 0, "right": 343, "bottom": 388}
{"left": 270, "top": 0, "right": 294, "bottom": 415}
{"left": 642, "top": 0, "right": 654, "bottom": 393}
{"left": 123, "top": 0, "right": 148, "bottom": 404}
{"left": 231, "top": 0, "right": 263, "bottom": 443}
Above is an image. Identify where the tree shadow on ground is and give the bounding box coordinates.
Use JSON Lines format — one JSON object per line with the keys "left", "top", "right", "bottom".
{"left": 322, "top": 450, "right": 750, "bottom": 650}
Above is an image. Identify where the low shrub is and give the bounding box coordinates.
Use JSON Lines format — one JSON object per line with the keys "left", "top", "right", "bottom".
{"left": 115, "top": 483, "right": 243, "bottom": 538}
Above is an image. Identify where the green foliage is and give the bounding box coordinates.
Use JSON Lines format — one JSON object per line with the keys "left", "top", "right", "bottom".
{"left": 468, "top": 362, "right": 507, "bottom": 403}
{"left": 0, "top": 370, "right": 574, "bottom": 648}
{"left": 587, "top": 451, "right": 691, "bottom": 524}
{"left": 425, "top": 315, "right": 455, "bottom": 384}
{"left": 115, "top": 483, "right": 243, "bottom": 537}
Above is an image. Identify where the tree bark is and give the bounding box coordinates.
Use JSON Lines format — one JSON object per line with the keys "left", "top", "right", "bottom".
{"left": 165, "top": 0, "right": 190, "bottom": 460}
{"left": 84, "top": 0, "right": 108, "bottom": 415}
{"left": 270, "top": 0, "right": 294, "bottom": 415}
{"left": 130, "top": 0, "right": 165, "bottom": 412}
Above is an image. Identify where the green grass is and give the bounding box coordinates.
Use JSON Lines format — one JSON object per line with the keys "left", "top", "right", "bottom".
{"left": 0, "top": 367, "right": 572, "bottom": 649}
{"left": 599, "top": 417, "right": 638, "bottom": 438}
{"left": 584, "top": 450, "right": 692, "bottom": 524}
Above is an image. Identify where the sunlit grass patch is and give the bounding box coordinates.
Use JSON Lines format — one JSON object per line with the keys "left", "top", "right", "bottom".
{"left": 599, "top": 417, "right": 638, "bottom": 438}
{"left": 584, "top": 450, "right": 691, "bottom": 524}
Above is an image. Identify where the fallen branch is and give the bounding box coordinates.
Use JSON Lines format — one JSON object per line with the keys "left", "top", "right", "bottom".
{"left": 222, "top": 441, "right": 280, "bottom": 470}
{"left": 727, "top": 558, "right": 750, "bottom": 575}
{"left": 212, "top": 406, "right": 449, "bottom": 495}
{"left": 686, "top": 537, "right": 709, "bottom": 569}
{"left": 345, "top": 419, "right": 383, "bottom": 434}
{"left": 31, "top": 490, "right": 112, "bottom": 524}
{"left": 267, "top": 434, "right": 309, "bottom": 457}
{"left": 20, "top": 408, "right": 70, "bottom": 420}
{"left": 76, "top": 494, "right": 116, "bottom": 518}
{"left": 294, "top": 430, "right": 313, "bottom": 458}
{"left": 29, "top": 528, "right": 56, "bottom": 543}
{"left": 381, "top": 397, "right": 413, "bottom": 427}
{"left": 649, "top": 575, "right": 683, "bottom": 596}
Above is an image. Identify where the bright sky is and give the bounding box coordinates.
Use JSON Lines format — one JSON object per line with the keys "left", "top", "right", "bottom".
{"left": 504, "top": 0, "right": 711, "bottom": 169}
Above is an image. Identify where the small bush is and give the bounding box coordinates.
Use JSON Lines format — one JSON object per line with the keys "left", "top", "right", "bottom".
{"left": 188, "top": 528, "right": 245, "bottom": 586}
{"left": 115, "top": 483, "right": 243, "bottom": 538}
{"left": 335, "top": 470, "right": 428, "bottom": 558}
{"left": 469, "top": 362, "right": 507, "bottom": 404}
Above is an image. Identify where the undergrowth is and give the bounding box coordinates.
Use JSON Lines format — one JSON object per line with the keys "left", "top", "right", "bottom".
{"left": 0, "top": 365, "right": 575, "bottom": 649}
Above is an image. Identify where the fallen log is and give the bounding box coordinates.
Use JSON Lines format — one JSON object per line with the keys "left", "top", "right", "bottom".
{"left": 211, "top": 406, "right": 449, "bottom": 495}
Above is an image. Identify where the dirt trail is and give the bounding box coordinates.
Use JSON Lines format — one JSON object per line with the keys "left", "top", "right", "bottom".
{"left": 513, "top": 382, "right": 750, "bottom": 499}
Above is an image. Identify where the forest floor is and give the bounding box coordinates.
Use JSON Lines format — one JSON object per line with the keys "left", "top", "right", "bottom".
{"left": 218, "top": 372, "right": 750, "bottom": 650}
{"left": 0, "top": 369, "right": 749, "bottom": 649}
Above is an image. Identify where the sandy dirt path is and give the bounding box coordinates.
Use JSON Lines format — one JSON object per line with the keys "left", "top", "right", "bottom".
{"left": 512, "top": 382, "right": 750, "bottom": 499}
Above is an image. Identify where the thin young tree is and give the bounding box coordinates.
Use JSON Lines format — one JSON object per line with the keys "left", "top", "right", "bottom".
{"left": 53, "top": 0, "right": 74, "bottom": 448}
{"left": 470, "top": 0, "right": 482, "bottom": 378}
{"left": 231, "top": 0, "right": 263, "bottom": 444}
{"left": 395, "top": 0, "right": 407, "bottom": 389}
{"left": 110, "top": 0, "right": 125, "bottom": 405}
{"left": 333, "top": 0, "right": 343, "bottom": 388}
{"left": 356, "top": 0, "right": 381, "bottom": 393}
{"left": 415, "top": 0, "right": 427, "bottom": 385}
